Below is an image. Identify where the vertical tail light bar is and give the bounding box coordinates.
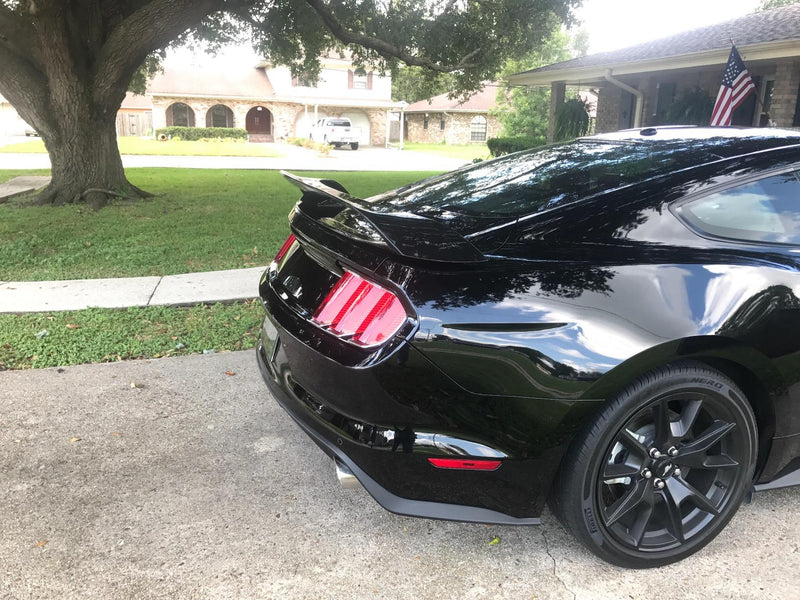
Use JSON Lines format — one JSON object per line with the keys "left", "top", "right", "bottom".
{"left": 273, "top": 234, "right": 297, "bottom": 264}
{"left": 312, "top": 271, "right": 407, "bottom": 346}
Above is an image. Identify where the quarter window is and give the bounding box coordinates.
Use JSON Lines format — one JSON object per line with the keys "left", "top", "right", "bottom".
{"left": 679, "top": 171, "right": 800, "bottom": 244}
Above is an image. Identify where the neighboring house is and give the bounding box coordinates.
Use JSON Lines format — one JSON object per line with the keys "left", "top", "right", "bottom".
{"left": 510, "top": 5, "right": 800, "bottom": 142}
{"left": 0, "top": 92, "right": 30, "bottom": 137}
{"left": 148, "top": 55, "right": 403, "bottom": 145}
{"left": 116, "top": 92, "right": 153, "bottom": 137}
{"left": 403, "top": 84, "right": 502, "bottom": 144}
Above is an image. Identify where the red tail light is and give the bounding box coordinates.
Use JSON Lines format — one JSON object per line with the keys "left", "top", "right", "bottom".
{"left": 273, "top": 234, "right": 296, "bottom": 263}
{"left": 428, "top": 458, "right": 502, "bottom": 471}
{"left": 312, "top": 272, "right": 406, "bottom": 346}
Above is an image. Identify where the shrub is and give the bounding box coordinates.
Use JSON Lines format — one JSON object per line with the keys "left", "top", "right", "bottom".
{"left": 154, "top": 126, "right": 248, "bottom": 141}
{"left": 664, "top": 87, "right": 715, "bottom": 126}
{"left": 553, "top": 97, "right": 590, "bottom": 142}
{"left": 487, "top": 135, "right": 543, "bottom": 157}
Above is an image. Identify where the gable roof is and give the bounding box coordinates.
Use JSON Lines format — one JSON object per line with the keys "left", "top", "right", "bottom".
{"left": 148, "top": 65, "right": 275, "bottom": 99}
{"left": 120, "top": 92, "right": 152, "bottom": 110}
{"left": 510, "top": 5, "right": 800, "bottom": 86}
{"left": 404, "top": 83, "right": 499, "bottom": 113}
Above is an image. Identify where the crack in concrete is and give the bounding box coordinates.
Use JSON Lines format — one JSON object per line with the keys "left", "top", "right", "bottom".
{"left": 146, "top": 277, "right": 163, "bottom": 306}
{"left": 541, "top": 528, "right": 576, "bottom": 600}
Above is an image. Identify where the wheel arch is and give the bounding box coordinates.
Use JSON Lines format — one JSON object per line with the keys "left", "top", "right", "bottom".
{"left": 584, "top": 335, "right": 782, "bottom": 480}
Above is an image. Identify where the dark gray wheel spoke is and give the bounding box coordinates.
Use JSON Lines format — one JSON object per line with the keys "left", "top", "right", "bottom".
{"left": 666, "top": 476, "right": 719, "bottom": 516}
{"left": 605, "top": 479, "right": 652, "bottom": 527}
{"left": 629, "top": 502, "right": 655, "bottom": 548}
{"left": 620, "top": 429, "right": 649, "bottom": 458}
{"left": 651, "top": 399, "right": 673, "bottom": 446}
{"left": 661, "top": 489, "right": 686, "bottom": 543}
{"left": 673, "top": 398, "right": 703, "bottom": 438}
{"left": 603, "top": 461, "right": 641, "bottom": 481}
{"left": 675, "top": 420, "right": 736, "bottom": 468}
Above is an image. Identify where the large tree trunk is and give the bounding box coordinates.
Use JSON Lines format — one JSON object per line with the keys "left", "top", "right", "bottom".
{"left": 37, "top": 99, "right": 146, "bottom": 210}
{"left": 0, "top": 0, "right": 222, "bottom": 210}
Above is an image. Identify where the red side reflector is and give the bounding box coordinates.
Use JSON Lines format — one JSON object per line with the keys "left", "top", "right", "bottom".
{"left": 312, "top": 271, "right": 406, "bottom": 346}
{"left": 428, "top": 458, "right": 502, "bottom": 471}
{"left": 273, "top": 234, "right": 296, "bottom": 263}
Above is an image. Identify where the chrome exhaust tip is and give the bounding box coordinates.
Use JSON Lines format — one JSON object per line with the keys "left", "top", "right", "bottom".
{"left": 335, "top": 459, "right": 361, "bottom": 490}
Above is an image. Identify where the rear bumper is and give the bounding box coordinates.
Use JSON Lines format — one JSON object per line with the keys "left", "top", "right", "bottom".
{"left": 256, "top": 335, "right": 541, "bottom": 525}
{"left": 257, "top": 339, "right": 540, "bottom": 524}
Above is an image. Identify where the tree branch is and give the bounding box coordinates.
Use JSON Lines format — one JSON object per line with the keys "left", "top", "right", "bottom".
{"left": 0, "top": 3, "right": 43, "bottom": 67}
{"left": 302, "top": 0, "right": 481, "bottom": 72}
{"left": 93, "top": 0, "right": 225, "bottom": 106}
{"left": 0, "top": 43, "right": 52, "bottom": 133}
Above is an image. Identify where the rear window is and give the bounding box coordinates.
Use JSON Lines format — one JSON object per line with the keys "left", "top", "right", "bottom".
{"left": 327, "top": 119, "right": 351, "bottom": 127}
{"left": 678, "top": 171, "right": 800, "bottom": 244}
{"left": 372, "top": 139, "right": 737, "bottom": 222}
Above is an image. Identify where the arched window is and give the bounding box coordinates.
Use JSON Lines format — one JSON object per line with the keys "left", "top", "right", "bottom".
{"left": 353, "top": 67, "right": 368, "bottom": 90}
{"left": 206, "top": 104, "right": 234, "bottom": 128}
{"left": 166, "top": 102, "right": 195, "bottom": 127}
{"left": 470, "top": 115, "right": 487, "bottom": 142}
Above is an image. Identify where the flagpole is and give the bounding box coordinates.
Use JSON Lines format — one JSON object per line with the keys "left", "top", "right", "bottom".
{"left": 730, "top": 38, "right": 767, "bottom": 117}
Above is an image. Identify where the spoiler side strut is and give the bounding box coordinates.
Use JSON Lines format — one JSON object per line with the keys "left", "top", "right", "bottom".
{"left": 281, "top": 171, "right": 486, "bottom": 263}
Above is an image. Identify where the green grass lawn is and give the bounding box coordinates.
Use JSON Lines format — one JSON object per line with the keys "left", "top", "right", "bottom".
{"left": 402, "top": 142, "right": 490, "bottom": 161}
{"left": 0, "top": 168, "right": 439, "bottom": 281}
{"left": 0, "top": 136, "right": 284, "bottom": 157}
{"left": 0, "top": 301, "right": 264, "bottom": 369}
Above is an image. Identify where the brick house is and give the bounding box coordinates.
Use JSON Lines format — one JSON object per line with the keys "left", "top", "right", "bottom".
{"left": 148, "top": 55, "right": 403, "bottom": 146}
{"left": 115, "top": 92, "right": 153, "bottom": 137}
{"left": 403, "top": 84, "right": 502, "bottom": 144}
{"left": 509, "top": 5, "right": 800, "bottom": 142}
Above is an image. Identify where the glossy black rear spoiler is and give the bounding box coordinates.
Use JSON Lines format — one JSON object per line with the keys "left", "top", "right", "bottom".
{"left": 281, "top": 171, "right": 486, "bottom": 263}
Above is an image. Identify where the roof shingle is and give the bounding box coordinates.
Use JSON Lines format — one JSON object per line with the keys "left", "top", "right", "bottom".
{"left": 518, "top": 5, "right": 800, "bottom": 76}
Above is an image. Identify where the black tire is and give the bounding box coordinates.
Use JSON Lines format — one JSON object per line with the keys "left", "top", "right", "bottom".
{"left": 552, "top": 361, "right": 757, "bottom": 568}
{"left": 350, "top": 142, "right": 359, "bottom": 150}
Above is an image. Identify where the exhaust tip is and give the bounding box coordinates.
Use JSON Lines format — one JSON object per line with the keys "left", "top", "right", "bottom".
{"left": 335, "top": 459, "right": 362, "bottom": 490}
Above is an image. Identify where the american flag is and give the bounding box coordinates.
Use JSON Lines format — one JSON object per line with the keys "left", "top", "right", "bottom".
{"left": 710, "top": 45, "right": 756, "bottom": 126}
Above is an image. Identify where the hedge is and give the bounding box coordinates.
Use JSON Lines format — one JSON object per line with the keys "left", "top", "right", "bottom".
{"left": 154, "top": 126, "right": 248, "bottom": 141}
{"left": 487, "top": 135, "right": 544, "bottom": 157}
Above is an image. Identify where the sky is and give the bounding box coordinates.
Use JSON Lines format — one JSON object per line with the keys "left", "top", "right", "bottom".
{"left": 574, "top": 0, "right": 763, "bottom": 53}
{"left": 164, "top": 0, "right": 765, "bottom": 67}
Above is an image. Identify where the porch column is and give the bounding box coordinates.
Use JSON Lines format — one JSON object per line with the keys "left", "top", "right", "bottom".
{"left": 770, "top": 59, "right": 800, "bottom": 127}
{"left": 547, "top": 81, "right": 566, "bottom": 143}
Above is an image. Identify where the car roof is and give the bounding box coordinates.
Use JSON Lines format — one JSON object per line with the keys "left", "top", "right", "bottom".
{"left": 584, "top": 126, "right": 800, "bottom": 145}
{"left": 577, "top": 126, "right": 800, "bottom": 167}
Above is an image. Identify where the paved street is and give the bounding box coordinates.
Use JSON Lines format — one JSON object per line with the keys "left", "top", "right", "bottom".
{"left": 1, "top": 351, "right": 798, "bottom": 600}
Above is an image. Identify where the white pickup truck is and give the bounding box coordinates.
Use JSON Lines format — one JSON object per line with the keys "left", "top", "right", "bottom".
{"left": 309, "top": 117, "right": 361, "bottom": 150}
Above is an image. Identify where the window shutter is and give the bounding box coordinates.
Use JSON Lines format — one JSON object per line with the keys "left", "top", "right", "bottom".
{"left": 367, "top": 72, "right": 373, "bottom": 90}
{"left": 348, "top": 69, "right": 354, "bottom": 89}
{"left": 292, "top": 76, "right": 298, "bottom": 87}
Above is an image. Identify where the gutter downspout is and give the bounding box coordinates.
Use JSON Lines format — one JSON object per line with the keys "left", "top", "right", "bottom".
{"left": 604, "top": 69, "right": 643, "bottom": 129}
{"left": 443, "top": 111, "right": 451, "bottom": 144}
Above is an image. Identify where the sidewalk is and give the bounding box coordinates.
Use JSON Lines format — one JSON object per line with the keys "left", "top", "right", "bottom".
{"left": 0, "top": 266, "right": 266, "bottom": 313}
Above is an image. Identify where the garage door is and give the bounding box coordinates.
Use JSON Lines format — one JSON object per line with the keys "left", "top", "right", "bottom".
{"left": 341, "top": 112, "right": 371, "bottom": 146}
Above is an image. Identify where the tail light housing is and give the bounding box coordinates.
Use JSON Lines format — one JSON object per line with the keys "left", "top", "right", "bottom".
{"left": 312, "top": 271, "right": 407, "bottom": 347}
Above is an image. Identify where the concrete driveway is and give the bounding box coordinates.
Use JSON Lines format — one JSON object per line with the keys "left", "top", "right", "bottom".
{"left": 1, "top": 352, "right": 797, "bottom": 599}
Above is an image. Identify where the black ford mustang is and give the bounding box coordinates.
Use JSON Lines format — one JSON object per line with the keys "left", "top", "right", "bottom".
{"left": 257, "top": 127, "right": 800, "bottom": 568}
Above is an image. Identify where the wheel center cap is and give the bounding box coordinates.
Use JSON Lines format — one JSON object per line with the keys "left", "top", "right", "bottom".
{"left": 655, "top": 460, "right": 674, "bottom": 478}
